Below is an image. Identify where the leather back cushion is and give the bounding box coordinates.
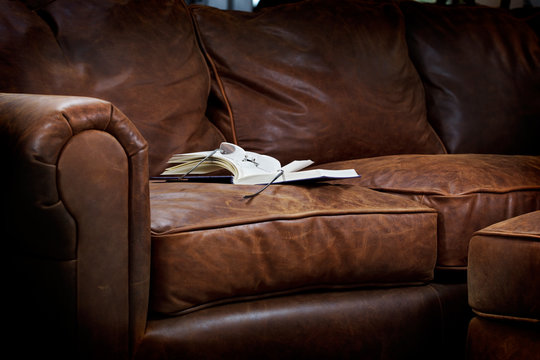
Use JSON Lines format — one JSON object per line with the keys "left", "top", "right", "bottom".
{"left": 191, "top": 0, "right": 445, "bottom": 166}
{"left": 402, "top": 2, "right": 540, "bottom": 155}
{"left": 0, "top": 0, "right": 224, "bottom": 176}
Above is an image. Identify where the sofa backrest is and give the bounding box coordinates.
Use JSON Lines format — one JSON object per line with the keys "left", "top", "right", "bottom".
{"left": 191, "top": 0, "right": 447, "bottom": 166}
{"left": 0, "top": 0, "right": 224, "bottom": 176}
{"left": 2, "top": 0, "right": 539, "bottom": 173}
{"left": 401, "top": 2, "right": 540, "bottom": 155}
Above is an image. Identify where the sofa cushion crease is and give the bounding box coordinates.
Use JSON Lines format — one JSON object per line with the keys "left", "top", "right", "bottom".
{"left": 150, "top": 182, "right": 438, "bottom": 235}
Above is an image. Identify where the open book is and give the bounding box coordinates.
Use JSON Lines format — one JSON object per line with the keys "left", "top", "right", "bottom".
{"left": 160, "top": 142, "right": 359, "bottom": 185}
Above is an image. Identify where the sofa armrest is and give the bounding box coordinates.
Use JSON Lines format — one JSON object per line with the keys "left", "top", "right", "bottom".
{"left": 1, "top": 93, "right": 151, "bottom": 360}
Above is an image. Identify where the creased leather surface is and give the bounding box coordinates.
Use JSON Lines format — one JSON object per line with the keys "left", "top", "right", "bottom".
{"left": 150, "top": 181, "right": 433, "bottom": 233}
{"left": 314, "top": 154, "right": 540, "bottom": 268}
{"left": 191, "top": 0, "right": 445, "bottom": 166}
{"left": 468, "top": 211, "right": 540, "bottom": 322}
{"left": 0, "top": 0, "right": 224, "bottom": 176}
{"left": 402, "top": 2, "right": 540, "bottom": 155}
{"left": 150, "top": 182, "right": 437, "bottom": 314}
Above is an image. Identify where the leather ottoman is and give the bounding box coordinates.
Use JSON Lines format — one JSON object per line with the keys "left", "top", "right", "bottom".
{"left": 467, "top": 210, "right": 540, "bottom": 359}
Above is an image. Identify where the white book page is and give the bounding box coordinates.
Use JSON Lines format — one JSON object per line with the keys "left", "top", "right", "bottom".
{"left": 163, "top": 143, "right": 282, "bottom": 178}
{"left": 235, "top": 168, "right": 359, "bottom": 185}
{"left": 216, "top": 145, "right": 282, "bottom": 178}
{"left": 281, "top": 160, "right": 314, "bottom": 173}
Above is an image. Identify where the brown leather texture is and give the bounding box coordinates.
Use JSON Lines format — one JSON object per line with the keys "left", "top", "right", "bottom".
{"left": 3, "top": 1, "right": 538, "bottom": 357}
{"left": 58, "top": 129, "right": 131, "bottom": 358}
{"left": 1, "top": 93, "right": 150, "bottom": 359}
{"left": 149, "top": 182, "right": 437, "bottom": 315}
{"left": 467, "top": 317, "right": 540, "bottom": 360}
{"left": 402, "top": 2, "right": 540, "bottom": 155}
{"left": 314, "top": 154, "right": 540, "bottom": 268}
{"left": 136, "top": 286, "right": 448, "bottom": 360}
{"left": 468, "top": 211, "right": 540, "bottom": 322}
{"left": 0, "top": 0, "right": 224, "bottom": 176}
{"left": 191, "top": 0, "right": 446, "bottom": 166}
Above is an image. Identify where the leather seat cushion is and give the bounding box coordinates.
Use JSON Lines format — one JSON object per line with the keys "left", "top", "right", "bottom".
{"left": 468, "top": 210, "right": 540, "bottom": 322}
{"left": 315, "top": 154, "right": 540, "bottom": 268}
{"left": 149, "top": 182, "right": 437, "bottom": 315}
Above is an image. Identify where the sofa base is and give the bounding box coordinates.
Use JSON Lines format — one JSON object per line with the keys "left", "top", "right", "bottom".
{"left": 135, "top": 283, "right": 468, "bottom": 360}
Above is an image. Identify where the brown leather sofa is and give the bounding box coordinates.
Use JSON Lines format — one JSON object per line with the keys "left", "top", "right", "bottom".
{"left": 1, "top": 0, "right": 539, "bottom": 359}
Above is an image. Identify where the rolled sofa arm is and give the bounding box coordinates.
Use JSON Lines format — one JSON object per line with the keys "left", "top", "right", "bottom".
{"left": 1, "top": 93, "right": 150, "bottom": 360}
